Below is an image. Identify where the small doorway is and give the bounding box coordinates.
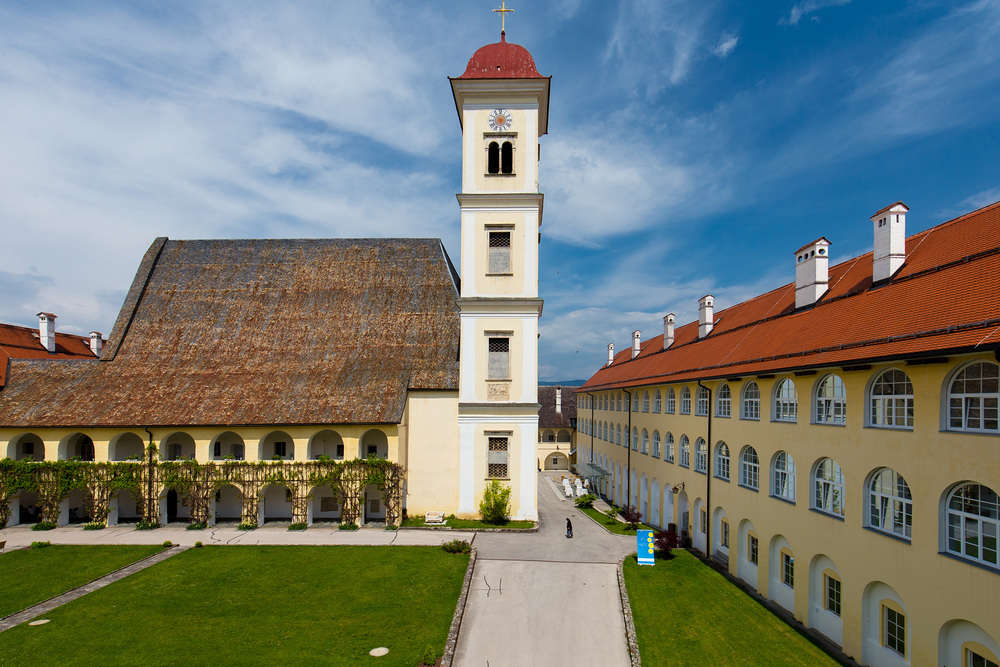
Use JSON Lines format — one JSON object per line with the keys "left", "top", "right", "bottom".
{"left": 167, "top": 489, "right": 179, "bottom": 523}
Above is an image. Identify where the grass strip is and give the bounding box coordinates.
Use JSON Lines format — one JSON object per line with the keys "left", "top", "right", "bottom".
{"left": 0, "top": 544, "right": 163, "bottom": 618}
{"left": 624, "top": 550, "right": 840, "bottom": 666}
{"left": 401, "top": 514, "right": 534, "bottom": 530}
{"left": 577, "top": 505, "right": 653, "bottom": 535}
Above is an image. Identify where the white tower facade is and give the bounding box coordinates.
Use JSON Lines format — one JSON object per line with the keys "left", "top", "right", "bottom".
{"left": 450, "top": 33, "right": 550, "bottom": 520}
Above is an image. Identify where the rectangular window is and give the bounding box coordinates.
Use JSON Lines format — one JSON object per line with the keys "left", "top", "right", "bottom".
{"left": 274, "top": 441, "right": 287, "bottom": 457}
{"left": 336, "top": 443, "right": 344, "bottom": 459}
{"left": 884, "top": 606, "right": 906, "bottom": 657}
{"left": 749, "top": 535, "right": 758, "bottom": 565}
{"left": 488, "top": 436, "right": 509, "bottom": 479}
{"left": 552, "top": 457, "right": 558, "bottom": 465}
{"left": 700, "top": 509, "right": 707, "bottom": 533}
{"left": 23, "top": 442, "right": 34, "bottom": 455}
{"left": 369, "top": 498, "right": 381, "bottom": 514}
{"left": 367, "top": 444, "right": 378, "bottom": 457}
{"left": 825, "top": 576, "right": 841, "bottom": 617}
{"left": 488, "top": 230, "right": 511, "bottom": 273}
{"left": 488, "top": 336, "right": 510, "bottom": 380}
{"left": 722, "top": 521, "right": 730, "bottom": 548}
{"left": 213, "top": 442, "right": 221, "bottom": 458}
{"left": 782, "top": 552, "right": 794, "bottom": 587}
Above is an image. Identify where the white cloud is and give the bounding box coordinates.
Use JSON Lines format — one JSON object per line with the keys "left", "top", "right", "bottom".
{"left": 713, "top": 33, "right": 739, "bottom": 57}
{"left": 781, "top": 0, "right": 852, "bottom": 26}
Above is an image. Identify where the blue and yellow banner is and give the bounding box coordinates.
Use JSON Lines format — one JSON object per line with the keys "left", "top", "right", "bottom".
{"left": 637, "top": 529, "right": 655, "bottom": 565}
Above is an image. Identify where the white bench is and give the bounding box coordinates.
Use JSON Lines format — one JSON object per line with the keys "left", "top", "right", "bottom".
{"left": 424, "top": 512, "right": 445, "bottom": 524}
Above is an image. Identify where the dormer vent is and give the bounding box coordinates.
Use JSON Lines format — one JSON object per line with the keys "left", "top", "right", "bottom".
{"left": 37, "top": 312, "right": 56, "bottom": 353}
{"left": 607, "top": 343, "right": 614, "bottom": 366}
{"left": 632, "top": 330, "right": 641, "bottom": 359}
{"left": 90, "top": 331, "right": 103, "bottom": 357}
{"left": 794, "top": 237, "right": 831, "bottom": 309}
{"left": 872, "top": 201, "right": 908, "bottom": 282}
{"left": 663, "top": 313, "right": 675, "bottom": 349}
{"left": 698, "top": 295, "right": 714, "bottom": 339}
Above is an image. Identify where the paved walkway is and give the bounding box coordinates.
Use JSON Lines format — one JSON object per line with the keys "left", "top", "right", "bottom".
{"left": 453, "top": 473, "right": 635, "bottom": 667}
{"left": 0, "top": 546, "right": 188, "bottom": 632}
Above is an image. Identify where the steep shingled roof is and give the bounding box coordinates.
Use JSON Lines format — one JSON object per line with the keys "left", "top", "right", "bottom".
{"left": 580, "top": 200, "right": 1000, "bottom": 392}
{"left": 538, "top": 385, "right": 578, "bottom": 429}
{"left": 0, "top": 238, "right": 460, "bottom": 427}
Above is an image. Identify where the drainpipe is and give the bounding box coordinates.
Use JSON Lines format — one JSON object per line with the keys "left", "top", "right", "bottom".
{"left": 623, "top": 388, "right": 632, "bottom": 510}
{"left": 698, "top": 381, "right": 712, "bottom": 558}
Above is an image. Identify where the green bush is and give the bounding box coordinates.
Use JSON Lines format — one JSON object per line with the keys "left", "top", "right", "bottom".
{"left": 136, "top": 521, "right": 159, "bottom": 531}
{"left": 186, "top": 522, "right": 207, "bottom": 531}
{"left": 574, "top": 493, "right": 597, "bottom": 509}
{"left": 288, "top": 523, "right": 308, "bottom": 531}
{"left": 442, "top": 539, "right": 471, "bottom": 554}
{"left": 384, "top": 524, "right": 398, "bottom": 531}
{"left": 83, "top": 522, "right": 105, "bottom": 530}
{"left": 604, "top": 506, "right": 620, "bottom": 524}
{"left": 194, "top": 541, "right": 203, "bottom": 548}
{"left": 479, "top": 480, "right": 511, "bottom": 524}
{"left": 30, "top": 540, "right": 51, "bottom": 549}
{"left": 338, "top": 523, "right": 359, "bottom": 531}
{"left": 236, "top": 523, "right": 257, "bottom": 531}
{"left": 162, "top": 540, "right": 172, "bottom": 547}
{"left": 31, "top": 522, "right": 56, "bottom": 531}
{"left": 422, "top": 644, "right": 437, "bottom": 665}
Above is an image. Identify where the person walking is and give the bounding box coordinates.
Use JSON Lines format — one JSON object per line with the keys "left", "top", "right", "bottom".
{"left": 566, "top": 517, "right": 573, "bottom": 538}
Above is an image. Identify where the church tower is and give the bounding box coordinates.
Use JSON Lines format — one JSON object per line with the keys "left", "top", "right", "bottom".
{"left": 450, "top": 29, "right": 550, "bottom": 520}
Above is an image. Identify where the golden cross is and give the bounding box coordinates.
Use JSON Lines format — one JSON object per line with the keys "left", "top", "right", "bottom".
{"left": 493, "top": 1, "right": 513, "bottom": 33}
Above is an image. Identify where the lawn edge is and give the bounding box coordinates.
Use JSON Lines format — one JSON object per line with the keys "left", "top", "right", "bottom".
{"left": 441, "top": 545, "right": 478, "bottom": 667}
{"left": 617, "top": 553, "right": 642, "bottom": 667}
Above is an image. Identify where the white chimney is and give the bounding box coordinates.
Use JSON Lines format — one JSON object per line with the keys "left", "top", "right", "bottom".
{"left": 632, "top": 330, "right": 641, "bottom": 359}
{"left": 871, "top": 201, "right": 908, "bottom": 282}
{"left": 556, "top": 386, "right": 562, "bottom": 414}
{"left": 37, "top": 312, "right": 56, "bottom": 353}
{"left": 663, "top": 313, "right": 675, "bottom": 349}
{"left": 698, "top": 295, "right": 714, "bottom": 339}
{"left": 794, "top": 237, "right": 831, "bottom": 309}
{"left": 90, "top": 331, "right": 103, "bottom": 357}
{"left": 607, "top": 343, "right": 614, "bottom": 366}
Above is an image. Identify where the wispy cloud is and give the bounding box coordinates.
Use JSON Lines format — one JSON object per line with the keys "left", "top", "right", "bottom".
{"left": 781, "top": 0, "right": 852, "bottom": 26}
{"left": 713, "top": 32, "right": 739, "bottom": 57}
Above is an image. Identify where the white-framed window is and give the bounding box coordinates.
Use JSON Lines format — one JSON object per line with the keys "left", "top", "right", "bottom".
{"left": 617, "top": 393, "right": 623, "bottom": 411}
{"left": 781, "top": 550, "right": 794, "bottom": 587}
{"left": 717, "top": 384, "right": 731, "bottom": 417}
{"left": 642, "top": 390, "right": 650, "bottom": 413}
{"left": 867, "top": 468, "right": 912, "bottom": 539}
{"left": 774, "top": 378, "right": 798, "bottom": 422}
{"left": 721, "top": 520, "right": 730, "bottom": 547}
{"left": 681, "top": 387, "right": 691, "bottom": 414}
{"left": 679, "top": 435, "right": 690, "bottom": 468}
{"left": 694, "top": 437, "right": 707, "bottom": 473}
{"left": 641, "top": 429, "right": 649, "bottom": 455}
{"left": 653, "top": 389, "right": 662, "bottom": 413}
{"left": 700, "top": 508, "right": 707, "bottom": 533}
{"left": 771, "top": 451, "right": 796, "bottom": 502}
{"left": 870, "top": 368, "right": 914, "bottom": 428}
{"left": 487, "top": 333, "right": 510, "bottom": 380}
{"left": 487, "top": 229, "right": 512, "bottom": 274}
{"left": 883, "top": 604, "right": 906, "bottom": 658}
{"left": 947, "top": 483, "right": 999, "bottom": 568}
{"left": 815, "top": 374, "right": 846, "bottom": 424}
{"left": 664, "top": 432, "right": 675, "bottom": 462}
{"left": 631, "top": 426, "right": 639, "bottom": 451}
{"left": 632, "top": 392, "right": 640, "bottom": 412}
{"left": 813, "top": 458, "right": 845, "bottom": 517}
{"left": 715, "top": 441, "right": 730, "bottom": 481}
{"left": 616, "top": 424, "right": 622, "bottom": 446}
{"left": 740, "top": 446, "right": 759, "bottom": 490}
{"left": 696, "top": 386, "right": 709, "bottom": 416}
{"left": 665, "top": 388, "right": 676, "bottom": 414}
{"left": 967, "top": 649, "right": 1000, "bottom": 667}
{"left": 948, "top": 361, "right": 1000, "bottom": 433}
{"left": 487, "top": 435, "right": 509, "bottom": 479}
{"left": 652, "top": 431, "right": 661, "bottom": 458}
{"left": 825, "top": 574, "right": 841, "bottom": 617}
{"left": 742, "top": 381, "right": 761, "bottom": 420}
{"left": 749, "top": 534, "right": 758, "bottom": 565}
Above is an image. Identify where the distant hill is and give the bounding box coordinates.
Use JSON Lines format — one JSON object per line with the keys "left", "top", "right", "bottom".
{"left": 539, "top": 380, "right": 585, "bottom": 386}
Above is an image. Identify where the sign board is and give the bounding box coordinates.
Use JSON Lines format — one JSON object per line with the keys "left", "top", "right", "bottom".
{"left": 637, "top": 529, "right": 655, "bottom": 566}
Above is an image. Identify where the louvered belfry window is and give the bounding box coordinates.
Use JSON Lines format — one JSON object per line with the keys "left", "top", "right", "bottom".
{"left": 488, "top": 336, "right": 510, "bottom": 380}
{"left": 488, "top": 231, "right": 511, "bottom": 273}
{"left": 488, "top": 436, "right": 509, "bottom": 479}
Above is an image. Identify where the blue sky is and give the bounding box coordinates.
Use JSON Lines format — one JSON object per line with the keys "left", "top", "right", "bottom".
{"left": 1, "top": 1, "right": 998, "bottom": 382}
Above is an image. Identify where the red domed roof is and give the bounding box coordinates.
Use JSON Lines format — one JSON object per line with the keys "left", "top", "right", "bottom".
{"left": 457, "top": 32, "right": 543, "bottom": 79}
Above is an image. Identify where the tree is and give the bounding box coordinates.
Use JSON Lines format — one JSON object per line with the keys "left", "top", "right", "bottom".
{"left": 621, "top": 505, "right": 643, "bottom": 530}
{"left": 479, "top": 480, "right": 511, "bottom": 524}
{"left": 653, "top": 530, "right": 679, "bottom": 558}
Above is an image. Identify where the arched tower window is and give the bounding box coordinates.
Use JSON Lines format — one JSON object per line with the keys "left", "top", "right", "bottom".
{"left": 501, "top": 141, "right": 513, "bottom": 174}
{"left": 487, "top": 141, "right": 500, "bottom": 174}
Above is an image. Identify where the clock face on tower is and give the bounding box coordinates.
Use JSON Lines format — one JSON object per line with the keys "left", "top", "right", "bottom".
{"left": 488, "top": 108, "right": 513, "bottom": 132}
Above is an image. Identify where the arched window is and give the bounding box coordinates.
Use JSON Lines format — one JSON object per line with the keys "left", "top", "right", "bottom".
{"left": 774, "top": 378, "right": 798, "bottom": 422}
{"left": 717, "top": 384, "right": 731, "bottom": 418}
{"left": 642, "top": 390, "right": 650, "bottom": 413}
{"left": 616, "top": 424, "right": 622, "bottom": 446}
{"left": 816, "top": 374, "right": 846, "bottom": 424}
{"left": 694, "top": 438, "right": 707, "bottom": 473}
{"left": 665, "top": 388, "right": 676, "bottom": 414}
{"left": 681, "top": 387, "right": 691, "bottom": 414}
{"left": 947, "top": 362, "right": 1000, "bottom": 433}
{"left": 867, "top": 468, "right": 912, "bottom": 539}
{"left": 487, "top": 141, "right": 500, "bottom": 174}
{"left": 742, "top": 381, "right": 761, "bottom": 420}
{"left": 632, "top": 391, "right": 640, "bottom": 412}
{"left": 653, "top": 389, "right": 662, "bottom": 413}
{"left": 947, "top": 483, "right": 998, "bottom": 567}
{"left": 870, "top": 368, "right": 914, "bottom": 428}
{"left": 617, "top": 393, "right": 623, "bottom": 411}
{"left": 631, "top": 427, "right": 639, "bottom": 451}
{"left": 604, "top": 422, "right": 609, "bottom": 441}
{"left": 501, "top": 141, "right": 513, "bottom": 174}
{"left": 652, "top": 431, "right": 661, "bottom": 458}
{"left": 715, "top": 442, "right": 730, "bottom": 481}
{"left": 696, "top": 387, "right": 709, "bottom": 416}
{"left": 813, "top": 458, "right": 845, "bottom": 517}
{"left": 679, "top": 435, "right": 690, "bottom": 468}
{"left": 771, "top": 451, "right": 796, "bottom": 502}
{"left": 664, "top": 432, "right": 675, "bottom": 462}
{"left": 641, "top": 429, "right": 649, "bottom": 454}
{"left": 740, "top": 446, "right": 759, "bottom": 490}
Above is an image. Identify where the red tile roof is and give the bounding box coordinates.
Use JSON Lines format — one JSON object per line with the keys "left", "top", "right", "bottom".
{"left": 456, "top": 33, "right": 544, "bottom": 79}
{"left": 0, "top": 323, "right": 98, "bottom": 361}
{"left": 579, "top": 200, "right": 1000, "bottom": 392}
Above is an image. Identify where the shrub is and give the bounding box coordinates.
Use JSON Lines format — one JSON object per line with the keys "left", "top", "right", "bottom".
{"left": 31, "top": 522, "right": 56, "bottom": 531}
{"left": 30, "top": 541, "right": 51, "bottom": 549}
{"left": 236, "top": 522, "right": 257, "bottom": 531}
{"left": 653, "top": 530, "right": 679, "bottom": 557}
{"left": 422, "top": 644, "right": 437, "bottom": 665}
{"left": 194, "top": 541, "right": 203, "bottom": 548}
{"left": 288, "top": 523, "right": 308, "bottom": 531}
{"left": 136, "top": 521, "right": 159, "bottom": 531}
{"left": 186, "top": 522, "right": 207, "bottom": 531}
{"left": 338, "top": 522, "right": 359, "bottom": 531}
{"left": 604, "top": 506, "right": 620, "bottom": 524}
{"left": 162, "top": 540, "right": 172, "bottom": 547}
{"left": 442, "top": 539, "right": 471, "bottom": 554}
{"left": 574, "top": 493, "right": 597, "bottom": 509}
{"left": 83, "top": 522, "right": 105, "bottom": 530}
{"left": 385, "top": 524, "right": 398, "bottom": 531}
{"left": 620, "top": 505, "right": 643, "bottom": 530}
{"left": 479, "top": 480, "right": 512, "bottom": 524}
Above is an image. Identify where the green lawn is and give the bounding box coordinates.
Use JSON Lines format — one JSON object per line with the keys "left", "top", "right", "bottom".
{"left": 577, "top": 505, "right": 654, "bottom": 535}
{"left": 0, "top": 545, "right": 468, "bottom": 666}
{"left": 624, "top": 550, "right": 840, "bottom": 666}
{"left": 401, "top": 514, "right": 535, "bottom": 530}
{"left": 0, "top": 544, "right": 163, "bottom": 618}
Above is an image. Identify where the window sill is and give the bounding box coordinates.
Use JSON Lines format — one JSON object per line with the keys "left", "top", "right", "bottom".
{"left": 738, "top": 484, "right": 759, "bottom": 493}
{"left": 940, "top": 427, "right": 1000, "bottom": 436}
{"left": 809, "top": 508, "right": 845, "bottom": 521}
{"left": 486, "top": 273, "right": 513, "bottom": 277}
{"left": 695, "top": 470, "right": 706, "bottom": 475}
{"left": 714, "top": 475, "right": 730, "bottom": 483}
{"left": 486, "top": 478, "right": 511, "bottom": 482}
{"left": 938, "top": 549, "right": 1000, "bottom": 574}
{"left": 811, "top": 421, "right": 846, "bottom": 427}
{"left": 484, "top": 172, "right": 517, "bottom": 177}
{"left": 865, "top": 424, "right": 914, "bottom": 432}
{"left": 862, "top": 525, "right": 911, "bottom": 544}
{"left": 715, "top": 414, "right": 731, "bottom": 419}
{"left": 739, "top": 417, "right": 760, "bottom": 422}
{"left": 771, "top": 419, "right": 798, "bottom": 425}
{"left": 769, "top": 494, "right": 796, "bottom": 506}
